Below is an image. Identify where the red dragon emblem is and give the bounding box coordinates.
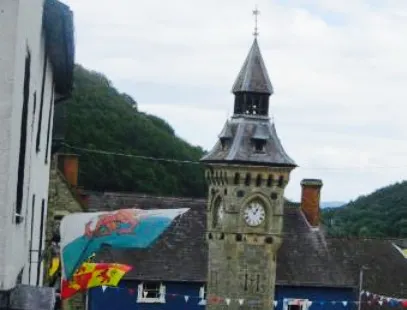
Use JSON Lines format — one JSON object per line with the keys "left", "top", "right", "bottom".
{"left": 84, "top": 209, "right": 147, "bottom": 238}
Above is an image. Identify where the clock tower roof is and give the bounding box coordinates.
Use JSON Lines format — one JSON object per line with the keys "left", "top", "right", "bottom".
{"left": 200, "top": 118, "right": 296, "bottom": 167}
{"left": 231, "top": 38, "right": 274, "bottom": 95}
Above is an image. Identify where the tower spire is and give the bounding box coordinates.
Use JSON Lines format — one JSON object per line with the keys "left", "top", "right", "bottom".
{"left": 253, "top": 5, "right": 260, "bottom": 37}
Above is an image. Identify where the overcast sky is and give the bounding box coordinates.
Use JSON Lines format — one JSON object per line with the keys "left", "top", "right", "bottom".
{"left": 64, "top": 0, "right": 406, "bottom": 203}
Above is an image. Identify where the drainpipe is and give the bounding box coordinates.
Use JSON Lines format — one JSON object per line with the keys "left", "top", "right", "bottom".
{"left": 358, "top": 266, "right": 368, "bottom": 310}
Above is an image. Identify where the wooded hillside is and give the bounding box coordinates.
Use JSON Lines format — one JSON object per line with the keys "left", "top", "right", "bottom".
{"left": 322, "top": 181, "right": 407, "bottom": 238}
{"left": 58, "top": 65, "right": 206, "bottom": 197}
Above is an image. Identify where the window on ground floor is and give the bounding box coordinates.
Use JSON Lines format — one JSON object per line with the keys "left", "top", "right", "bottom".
{"left": 284, "top": 299, "right": 310, "bottom": 310}
{"left": 198, "top": 285, "right": 207, "bottom": 305}
{"left": 137, "top": 282, "right": 166, "bottom": 303}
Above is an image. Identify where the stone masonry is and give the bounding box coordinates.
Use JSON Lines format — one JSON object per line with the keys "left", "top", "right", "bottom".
{"left": 45, "top": 155, "right": 86, "bottom": 310}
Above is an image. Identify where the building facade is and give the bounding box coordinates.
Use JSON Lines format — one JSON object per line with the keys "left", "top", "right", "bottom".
{"left": 0, "top": 0, "right": 74, "bottom": 298}
{"left": 85, "top": 188, "right": 407, "bottom": 310}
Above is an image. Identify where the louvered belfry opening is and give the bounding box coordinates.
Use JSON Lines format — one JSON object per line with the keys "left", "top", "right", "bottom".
{"left": 233, "top": 92, "right": 270, "bottom": 116}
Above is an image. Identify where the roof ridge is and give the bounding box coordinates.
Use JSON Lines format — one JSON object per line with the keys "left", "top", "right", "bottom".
{"left": 85, "top": 190, "right": 206, "bottom": 202}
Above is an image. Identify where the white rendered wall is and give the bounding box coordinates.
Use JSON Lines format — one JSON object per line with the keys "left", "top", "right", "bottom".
{"left": 0, "top": 0, "right": 56, "bottom": 290}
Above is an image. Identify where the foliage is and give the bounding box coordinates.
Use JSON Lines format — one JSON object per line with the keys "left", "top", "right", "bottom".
{"left": 322, "top": 181, "right": 407, "bottom": 238}
{"left": 60, "top": 64, "right": 206, "bottom": 197}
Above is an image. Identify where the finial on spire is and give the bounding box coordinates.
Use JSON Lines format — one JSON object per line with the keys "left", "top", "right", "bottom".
{"left": 253, "top": 5, "right": 260, "bottom": 37}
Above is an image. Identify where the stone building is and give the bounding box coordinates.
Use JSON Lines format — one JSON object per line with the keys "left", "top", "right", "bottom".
{"left": 0, "top": 0, "right": 74, "bottom": 307}
{"left": 46, "top": 153, "right": 87, "bottom": 310}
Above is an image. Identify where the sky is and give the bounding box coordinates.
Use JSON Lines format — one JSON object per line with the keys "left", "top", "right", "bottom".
{"left": 64, "top": 0, "right": 407, "bottom": 203}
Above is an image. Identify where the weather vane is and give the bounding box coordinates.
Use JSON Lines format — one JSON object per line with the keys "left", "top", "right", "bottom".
{"left": 253, "top": 5, "right": 260, "bottom": 37}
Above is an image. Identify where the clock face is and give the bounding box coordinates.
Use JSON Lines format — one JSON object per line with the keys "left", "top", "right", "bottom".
{"left": 243, "top": 201, "right": 265, "bottom": 227}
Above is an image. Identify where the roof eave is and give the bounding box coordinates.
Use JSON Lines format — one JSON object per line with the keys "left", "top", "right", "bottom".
{"left": 43, "top": 0, "right": 75, "bottom": 97}
{"left": 200, "top": 158, "right": 297, "bottom": 169}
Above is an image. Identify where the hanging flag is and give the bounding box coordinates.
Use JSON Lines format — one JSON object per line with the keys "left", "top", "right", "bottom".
{"left": 307, "top": 301, "right": 313, "bottom": 307}
{"left": 184, "top": 295, "right": 190, "bottom": 303}
{"left": 238, "top": 299, "right": 244, "bottom": 306}
{"left": 225, "top": 298, "right": 231, "bottom": 306}
{"left": 60, "top": 208, "right": 188, "bottom": 280}
{"left": 342, "top": 301, "right": 348, "bottom": 307}
{"left": 378, "top": 300, "right": 384, "bottom": 306}
{"left": 60, "top": 262, "right": 132, "bottom": 299}
{"left": 101, "top": 286, "right": 107, "bottom": 292}
{"left": 274, "top": 300, "right": 278, "bottom": 307}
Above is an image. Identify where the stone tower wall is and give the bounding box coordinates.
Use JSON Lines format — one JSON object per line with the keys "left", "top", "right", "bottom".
{"left": 205, "top": 165, "right": 293, "bottom": 310}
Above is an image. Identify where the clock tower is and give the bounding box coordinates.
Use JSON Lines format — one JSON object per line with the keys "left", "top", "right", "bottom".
{"left": 200, "top": 34, "right": 296, "bottom": 310}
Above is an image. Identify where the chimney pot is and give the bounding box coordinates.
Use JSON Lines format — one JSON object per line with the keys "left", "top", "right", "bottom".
{"left": 300, "top": 178, "right": 323, "bottom": 227}
{"left": 57, "top": 153, "right": 79, "bottom": 187}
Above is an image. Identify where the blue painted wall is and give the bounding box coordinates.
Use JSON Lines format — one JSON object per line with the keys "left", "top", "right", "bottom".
{"left": 275, "top": 286, "right": 357, "bottom": 310}
{"left": 88, "top": 280, "right": 206, "bottom": 310}
{"left": 88, "top": 281, "right": 356, "bottom": 310}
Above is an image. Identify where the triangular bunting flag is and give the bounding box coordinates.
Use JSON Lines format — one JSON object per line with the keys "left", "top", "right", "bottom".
{"left": 143, "top": 290, "right": 148, "bottom": 298}
{"left": 360, "top": 290, "right": 365, "bottom": 296}
{"left": 307, "top": 301, "right": 313, "bottom": 307}
{"left": 274, "top": 300, "right": 278, "bottom": 307}
{"left": 332, "top": 301, "right": 337, "bottom": 305}
{"left": 101, "top": 286, "right": 107, "bottom": 292}
{"left": 319, "top": 301, "right": 325, "bottom": 306}
{"left": 238, "top": 299, "right": 244, "bottom": 306}
{"left": 379, "top": 300, "right": 384, "bottom": 306}
{"left": 184, "top": 295, "right": 189, "bottom": 302}
{"left": 366, "top": 292, "right": 371, "bottom": 297}
{"left": 342, "top": 301, "right": 348, "bottom": 307}
{"left": 225, "top": 298, "right": 231, "bottom": 306}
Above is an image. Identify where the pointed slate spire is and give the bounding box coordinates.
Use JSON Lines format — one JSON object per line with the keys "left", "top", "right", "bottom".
{"left": 231, "top": 38, "right": 274, "bottom": 95}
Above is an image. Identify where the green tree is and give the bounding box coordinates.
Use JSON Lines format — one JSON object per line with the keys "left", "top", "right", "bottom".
{"left": 322, "top": 181, "right": 407, "bottom": 238}
{"left": 57, "top": 64, "right": 206, "bottom": 197}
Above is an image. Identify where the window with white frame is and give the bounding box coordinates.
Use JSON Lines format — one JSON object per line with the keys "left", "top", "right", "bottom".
{"left": 283, "top": 299, "right": 310, "bottom": 310}
{"left": 137, "top": 282, "right": 166, "bottom": 303}
{"left": 198, "top": 285, "right": 207, "bottom": 305}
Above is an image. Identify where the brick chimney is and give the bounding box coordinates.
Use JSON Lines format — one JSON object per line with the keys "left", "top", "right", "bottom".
{"left": 57, "top": 153, "right": 79, "bottom": 187}
{"left": 300, "top": 179, "right": 323, "bottom": 227}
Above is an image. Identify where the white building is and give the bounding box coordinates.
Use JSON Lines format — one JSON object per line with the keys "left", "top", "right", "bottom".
{"left": 0, "top": 0, "right": 74, "bottom": 301}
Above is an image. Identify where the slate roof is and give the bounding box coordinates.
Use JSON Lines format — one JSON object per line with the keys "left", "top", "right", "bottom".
{"left": 88, "top": 192, "right": 407, "bottom": 298}
{"left": 200, "top": 118, "right": 297, "bottom": 167}
{"left": 231, "top": 38, "right": 274, "bottom": 94}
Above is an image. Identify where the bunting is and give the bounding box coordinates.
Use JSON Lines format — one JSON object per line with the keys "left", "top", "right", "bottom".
{"left": 94, "top": 287, "right": 407, "bottom": 307}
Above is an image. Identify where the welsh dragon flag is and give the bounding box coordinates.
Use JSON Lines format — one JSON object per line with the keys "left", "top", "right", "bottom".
{"left": 59, "top": 208, "right": 188, "bottom": 286}
{"left": 61, "top": 262, "right": 132, "bottom": 299}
